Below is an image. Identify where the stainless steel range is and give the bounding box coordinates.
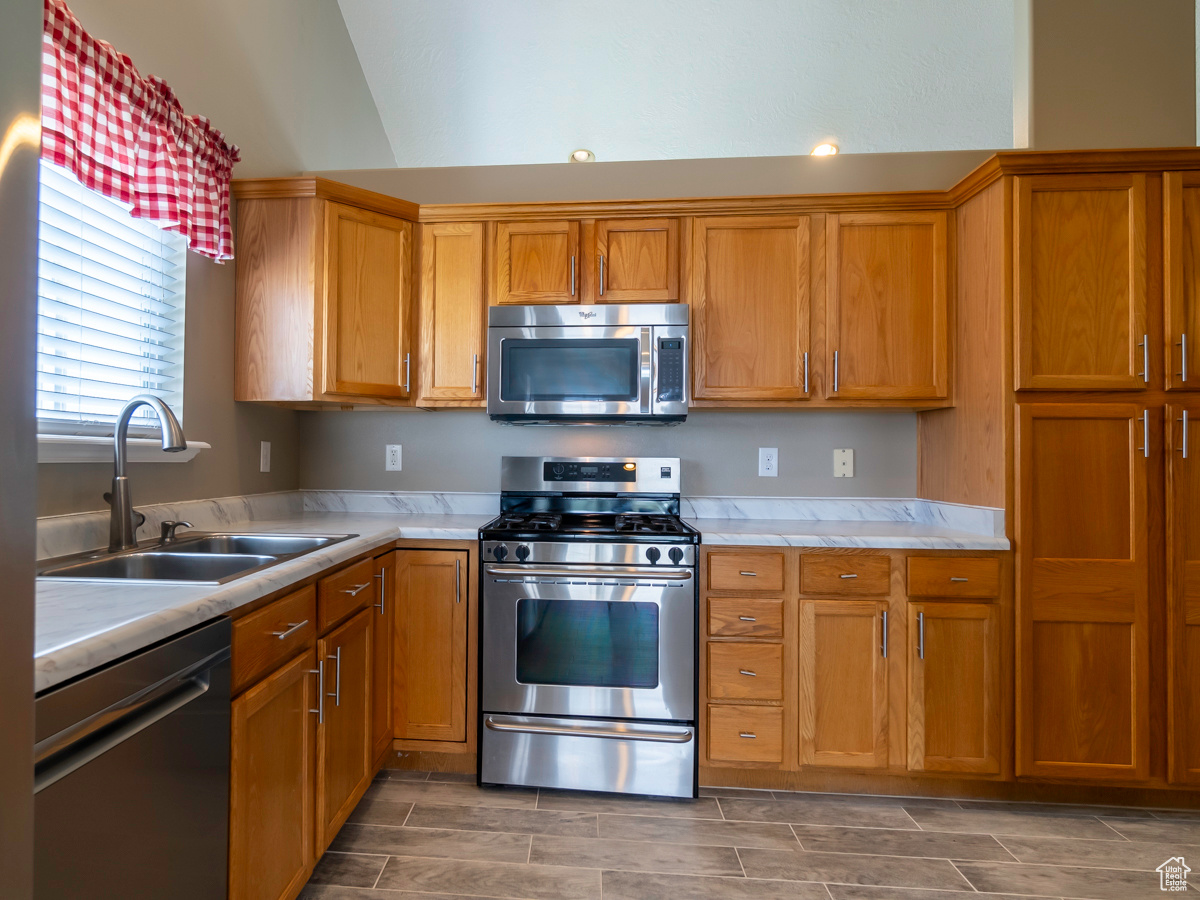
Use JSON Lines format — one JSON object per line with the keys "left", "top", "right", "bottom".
{"left": 479, "top": 457, "right": 699, "bottom": 798}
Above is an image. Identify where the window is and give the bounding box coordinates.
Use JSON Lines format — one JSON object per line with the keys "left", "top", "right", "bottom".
{"left": 36, "top": 161, "right": 186, "bottom": 437}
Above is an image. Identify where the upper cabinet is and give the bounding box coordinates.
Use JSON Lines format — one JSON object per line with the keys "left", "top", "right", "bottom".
{"left": 417, "top": 222, "right": 486, "bottom": 405}
{"left": 826, "top": 211, "right": 949, "bottom": 401}
{"left": 493, "top": 220, "right": 580, "bottom": 304}
{"left": 593, "top": 218, "right": 680, "bottom": 303}
{"left": 233, "top": 180, "right": 417, "bottom": 404}
{"left": 1014, "top": 173, "right": 1148, "bottom": 391}
{"left": 1164, "top": 172, "right": 1200, "bottom": 391}
{"left": 690, "top": 215, "right": 814, "bottom": 401}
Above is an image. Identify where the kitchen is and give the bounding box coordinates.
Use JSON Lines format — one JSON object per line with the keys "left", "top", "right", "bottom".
{"left": 5, "top": 1, "right": 1200, "bottom": 899}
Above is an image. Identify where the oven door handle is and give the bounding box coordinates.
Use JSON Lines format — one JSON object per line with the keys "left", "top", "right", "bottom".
{"left": 485, "top": 565, "right": 692, "bottom": 581}
{"left": 484, "top": 715, "right": 693, "bottom": 744}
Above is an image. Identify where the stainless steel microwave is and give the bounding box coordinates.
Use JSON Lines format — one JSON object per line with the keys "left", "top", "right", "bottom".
{"left": 487, "top": 303, "right": 688, "bottom": 425}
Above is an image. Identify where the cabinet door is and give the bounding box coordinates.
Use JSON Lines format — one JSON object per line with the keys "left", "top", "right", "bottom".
{"left": 229, "top": 651, "right": 315, "bottom": 900}
{"left": 494, "top": 220, "right": 579, "bottom": 304}
{"left": 908, "top": 602, "right": 1000, "bottom": 775}
{"left": 1164, "top": 173, "right": 1200, "bottom": 391}
{"left": 1014, "top": 174, "right": 1148, "bottom": 391}
{"left": 372, "top": 552, "right": 396, "bottom": 764}
{"left": 594, "top": 218, "right": 679, "bottom": 303}
{"left": 315, "top": 609, "right": 372, "bottom": 853}
{"left": 395, "top": 550, "right": 469, "bottom": 742}
{"left": 798, "top": 599, "right": 888, "bottom": 769}
{"left": 322, "top": 203, "right": 413, "bottom": 398}
{"left": 826, "top": 211, "right": 948, "bottom": 400}
{"left": 691, "top": 215, "right": 812, "bottom": 400}
{"left": 1016, "top": 403, "right": 1149, "bottom": 781}
{"left": 417, "top": 222, "right": 486, "bottom": 403}
{"left": 1169, "top": 402, "right": 1200, "bottom": 783}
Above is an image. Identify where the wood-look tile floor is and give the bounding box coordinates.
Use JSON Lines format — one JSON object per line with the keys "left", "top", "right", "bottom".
{"left": 300, "top": 771, "right": 1200, "bottom": 900}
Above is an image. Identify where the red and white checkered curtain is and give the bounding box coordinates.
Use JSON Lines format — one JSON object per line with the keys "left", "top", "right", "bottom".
{"left": 40, "top": 0, "right": 241, "bottom": 260}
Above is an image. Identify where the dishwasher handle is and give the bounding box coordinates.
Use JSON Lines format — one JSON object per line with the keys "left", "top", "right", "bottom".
{"left": 34, "top": 646, "right": 229, "bottom": 794}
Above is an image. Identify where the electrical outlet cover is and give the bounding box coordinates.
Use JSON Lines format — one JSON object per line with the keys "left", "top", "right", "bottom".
{"left": 758, "top": 447, "right": 778, "bottom": 477}
{"left": 834, "top": 448, "right": 854, "bottom": 477}
{"left": 385, "top": 444, "right": 402, "bottom": 471}
{"left": 259, "top": 441, "right": 271, "bottom": 473}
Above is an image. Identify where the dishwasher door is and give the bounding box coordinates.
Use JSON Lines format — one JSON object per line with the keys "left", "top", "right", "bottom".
{"left": 34, "top": 617, "right": 231, "bottom": 900}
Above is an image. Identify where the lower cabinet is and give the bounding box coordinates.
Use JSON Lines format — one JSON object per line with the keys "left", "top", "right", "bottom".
{"left": 907, "top": 601, "right": 1000, "bottom": 774}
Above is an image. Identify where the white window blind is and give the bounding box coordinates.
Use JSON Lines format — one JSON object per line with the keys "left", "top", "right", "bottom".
{"left": 36, "top": 161, "right": 187, "bottom": 436}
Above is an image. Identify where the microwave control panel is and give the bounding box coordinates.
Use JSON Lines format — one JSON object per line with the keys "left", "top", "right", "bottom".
{"left": 657, "top": 338, "right": 685, "bottom": 402}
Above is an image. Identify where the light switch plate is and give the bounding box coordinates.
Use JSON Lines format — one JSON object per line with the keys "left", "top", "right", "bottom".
{"left": 834, "top": 448, "right": 854, "bottom": 477}
{"left": 259, "top": 441, "right": 271, "bottom": 473}
{"left": 385, "top": 444, "right": 402, "bottom": 471}
{"left": 758, "top": 447, "right": 778, "bottom": 477}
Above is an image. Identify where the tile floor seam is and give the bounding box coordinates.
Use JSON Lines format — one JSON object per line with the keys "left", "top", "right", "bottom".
{"left": 734, "top": 845, "right": 746, "bottom": 877}
{"left": 1095, "top": 816, "right": 1134, "bottom": 841}
{"left": 790, "top": 823, "right": 803, "bottom": 849}
{"left": 948, "top": 859, "right": 982, "bottom": 892}
{"left": 901, "top": 806, "right": 923, "bottom": 830}
{"left": 369, "top": 854, "right": 386, "bottom": 890}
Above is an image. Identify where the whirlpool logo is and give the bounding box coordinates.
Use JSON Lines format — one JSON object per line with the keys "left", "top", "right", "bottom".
{"left": 579, "top": 310, "right": 597, "bottom": 319}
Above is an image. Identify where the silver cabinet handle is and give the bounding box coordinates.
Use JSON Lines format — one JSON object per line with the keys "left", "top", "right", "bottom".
{"left": 739, "top": 571, "right": 757, "bottom": 577}
{"left": 840, "top": 573, "right": 858, "bottom": 579}
{"left": 1138, "top": 334, "right": 1149, "bottom": 383}
{"left": 881, "top": 609, "right": 888, "bottom": 658}
{"left": 599, "top": 254, "right": 605, "bottom": 296}
{"left": 738, "top": 616, "right": 756, "bottom": 622}
{"left": 739, "top": 732, "right": 757, "bottom": 739}
{"left": 570, "top": 254, "right": 575, "bottom": 296}
{"left": 1138, "top": 409, "right": 1149, "bottom": 458}
{"left": 803, "top": 351, "right": 809, "bottom": 394}
{"left": 455, "top": 558, "right": 462, "bottom": 604}
{"left": 328, "top": 647, "right": 342, "bottom": 707}
{"left": 404, "top": 352, "right": 411, "bottom": 392}
{"left": 949, "top": 577, "right": 969, "bottom": 583}
{"left": 833, "top": 349, "right": 840, "bottom": 392}
{"left": 1180, "top": 333, "right": 1190, "bottom": 383}
{"left": 342, "top": 582, "right": 371, "bottom": 597}
{"left": 471, "top": 353, "right": 479, "bottom": 395}
{"left": 374, "top": 570, "right": 386, "bottom": 614}
{"left": 738, "top": 669, "right": 757, "bottom": 677}
{"left": 270, "top": 620, "right": 308, "bottom": 640}
{"left": 1180, "top": 410, "right": 1190, "bottom": 459}
{"left": 309, "top": 662, "right": 324, "bottom": 724}
{"left": 917, "top": 611, "right": 925, "bottom": 660}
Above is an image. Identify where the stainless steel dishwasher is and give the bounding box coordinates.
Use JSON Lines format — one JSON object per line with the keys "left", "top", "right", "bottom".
{"left": 34, "top": 618, "right": 231, "bottom": 899}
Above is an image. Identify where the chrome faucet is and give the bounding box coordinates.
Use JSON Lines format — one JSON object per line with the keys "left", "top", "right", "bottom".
{"left": 107, "top": 395, "right": 187, "bottom": 551}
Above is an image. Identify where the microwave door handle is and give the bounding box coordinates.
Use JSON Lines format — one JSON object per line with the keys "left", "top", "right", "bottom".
{"left": 641, "top": 327, "right": 652, "bottom": 416}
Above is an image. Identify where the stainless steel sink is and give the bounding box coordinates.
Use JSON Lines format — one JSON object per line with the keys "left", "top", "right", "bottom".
{"left": 37, "top": 532, "right": 357, "bottom": 585}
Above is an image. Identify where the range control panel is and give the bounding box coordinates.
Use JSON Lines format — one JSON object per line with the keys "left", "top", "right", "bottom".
{"left": 543, "top": 461, "right": 638, "bottom": 482}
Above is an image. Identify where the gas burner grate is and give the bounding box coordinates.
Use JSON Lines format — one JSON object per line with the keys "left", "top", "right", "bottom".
{"left": 495, "top": 513, "right": 563, "bottom": 532}
{"left": 613, "top": 514, "right": 688, "bottom": 535}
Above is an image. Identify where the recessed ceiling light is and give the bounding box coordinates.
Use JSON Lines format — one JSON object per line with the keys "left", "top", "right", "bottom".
{"left": 569, "top": 149, "right": 596, "bottom": 163}
{"left": 811, "top": 142, "right": 839, "bottom": 157}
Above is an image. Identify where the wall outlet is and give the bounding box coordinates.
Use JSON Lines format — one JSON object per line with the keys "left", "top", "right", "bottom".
{"left": 259, "top": 441, "right": 271, "bottom": 473}
{"left": 834, "top": 448, "right": 854, "bottom": 477}
{"left": 758, "top": 447, "right": 778, "bottom": 477}
{"left": 385, "top": 444, "right": 402, "bottom": 472}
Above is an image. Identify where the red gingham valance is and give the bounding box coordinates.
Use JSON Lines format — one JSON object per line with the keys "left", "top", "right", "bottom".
{"left": 40, "top": 0, "right": 241, "bottom": 260}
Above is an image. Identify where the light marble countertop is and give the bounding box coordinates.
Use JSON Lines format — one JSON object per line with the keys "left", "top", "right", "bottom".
{"left": 688, "top": 517, "right": 1010, "bottom": 551}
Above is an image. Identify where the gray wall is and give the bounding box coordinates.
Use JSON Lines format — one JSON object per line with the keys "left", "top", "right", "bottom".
{"left": 298, "top": 410, "right": 918, "bottom": 498}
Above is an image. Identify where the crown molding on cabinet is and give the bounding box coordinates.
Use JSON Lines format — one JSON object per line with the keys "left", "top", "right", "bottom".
{"left": 231, "top": 176, "right": 420, "bottom": 221}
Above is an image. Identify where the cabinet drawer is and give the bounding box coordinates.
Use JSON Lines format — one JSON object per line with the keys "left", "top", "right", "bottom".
{"left": 907, "top": 557, "right": 1000, "bottom": 598}
{"left": 709, "top": 598, "right": 784, "bottom": 638}
{"left": 801, "top": 556, "right": 890, "bottom": 595}
{"left": 708, "top": 643, "right": 782, "bottom": 701}
{"left": 232, "top": 586, "right": 316, "bottom": 693}
{"left": 708, "top": 705, "right": 783, "bottom": 764}
{"left": 708, "top": 551, "right": 785, "bottom": 593}
{"left": 318, "top": 557, "right": 377, "bottom": 632}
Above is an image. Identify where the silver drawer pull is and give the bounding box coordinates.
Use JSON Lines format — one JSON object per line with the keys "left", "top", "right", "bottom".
{"left": 738, "top": 669, "right": 757, "bottom": 677}
{"left": 342, "top": 582, "right": 370, "bottom": 597}
{"left": 485, "top": 716, "right": 692, "bottom": 744}
{"left": 739, "top": 732, "right": 757, "bottom": 739}
{"left": 739, "top": 571, "right": 757, "bottom": 577}
{"left": 270, "top": 620, "right": 308, "bottom": 640}
{"left": 840, "top": 573, "right": 858, "bottom": 579}
{"left": 738, "top": 616, "right": 757, "bottom": 622}
{"left": 949, "top": 577, "right": 969, "bottom": 583}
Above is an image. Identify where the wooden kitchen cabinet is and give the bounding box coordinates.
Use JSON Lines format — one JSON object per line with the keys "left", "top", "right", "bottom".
{"left": 229, "top": 650, "right": 315, "bottom": 900}
{"left": 1014, "top": 173, "right": 1148, "bottom": 391}
{"left": 826, "top": 211, "right": 948, "bottom": 400}
{"left": 1169, "top": 401, "right": 1200, "bottom": 783}
{"left": 315, "top": 608, "right": 373, "bottom": 853}
{"left": 690, "top": 215, "right": 814, "bottom": 401}
{"left": 593, "top": 218, "right": 679, "bottom": 303}
{"left": 371, "top": 552, "right": 396, "bottom": 764}
{"left": 1015, "top": 403, "right": 1150, "bottom": 781}
{"left": 1164, "top": 173, "right": 1200, "bottom": 391}
{"left": 798, "top": 599, "right": 889, "bottom": 769}
{"left": 394, "top": 549, "right": 469, "bottom": 742}
{"left": 907, "top": 602, "right": 1000, "bottom": 775}
{"left": 493, "top": 220, "right": 580, "bottom": 304}
{"left": 417, "top": 222, "right": 486, "bottom": 405}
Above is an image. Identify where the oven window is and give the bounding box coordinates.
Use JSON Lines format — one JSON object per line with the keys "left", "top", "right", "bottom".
{"left": 501, "top": 339, "right": 639, "bottom": 402}
{"left": 515, "top": 598, "right": 659, "bottom": 688}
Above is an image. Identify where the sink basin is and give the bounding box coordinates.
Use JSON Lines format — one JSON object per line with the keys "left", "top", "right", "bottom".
{"left": 159, "top": 534, "right": 342, "bottom": 557}
{"left": 40, "top": 552, "right": 276, "bottom": 582}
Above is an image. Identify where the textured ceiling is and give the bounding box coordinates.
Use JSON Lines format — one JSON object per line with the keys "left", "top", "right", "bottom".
{"left": 337, "top": 0, "right": 1015, "bottom": 168}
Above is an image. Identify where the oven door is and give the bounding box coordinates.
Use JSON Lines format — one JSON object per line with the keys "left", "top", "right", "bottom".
{"left": 482, "top": 564, "right": 695, "bottom": 722}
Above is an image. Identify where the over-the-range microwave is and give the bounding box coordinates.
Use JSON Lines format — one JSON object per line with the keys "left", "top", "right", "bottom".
{"left": 487, "top": 303, "right": 688, "bottom": 425}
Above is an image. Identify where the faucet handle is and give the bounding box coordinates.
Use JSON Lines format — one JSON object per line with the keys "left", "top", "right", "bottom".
{"left": 160, "top": 520, "right": 192, "bottom": 543}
